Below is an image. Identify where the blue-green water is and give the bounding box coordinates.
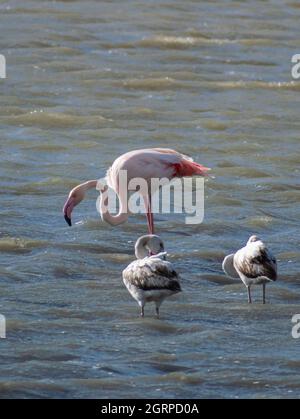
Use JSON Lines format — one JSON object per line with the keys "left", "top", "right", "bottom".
{"left": 0, "top": 0, "right": 300, "bottom": 399}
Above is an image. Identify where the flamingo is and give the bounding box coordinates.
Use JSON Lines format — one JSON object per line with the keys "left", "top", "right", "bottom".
{"left": 122, "top": 235, "right": 181, "bottom": 318}
{"left": 63, "top": 148, "right": 209, "bottom": 234}
{"left": 222, "top": 236, "right": 277, "bottom": 304}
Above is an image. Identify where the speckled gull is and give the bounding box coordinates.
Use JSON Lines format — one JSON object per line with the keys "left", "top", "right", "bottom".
{"left": 122, "top": 235, "right": 181, "bottom": 318}
{"left": 222, "top": 236, "right": 277, "bottom": 304}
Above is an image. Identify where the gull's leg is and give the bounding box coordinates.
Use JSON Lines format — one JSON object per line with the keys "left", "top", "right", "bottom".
{"left": 155, "top": 300, "right": 163, "bottom": 319}
{"left": 263, "top": 284, "right": 266, "bottom": 304}
{"left": 139, "top": 300, "right": 145, "bottom": 318}
{"left": 247, "top": 286, "right": 252, "bottom": 304}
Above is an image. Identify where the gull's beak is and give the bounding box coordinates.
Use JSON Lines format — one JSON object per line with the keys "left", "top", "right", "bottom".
{"left": 63, "top": 197, "right": 75, "bottom": 227}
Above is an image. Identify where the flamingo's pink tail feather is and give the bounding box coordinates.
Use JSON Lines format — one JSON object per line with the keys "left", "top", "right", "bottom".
{"left": 172, "top": 160, "right": 210, "bottom": 177}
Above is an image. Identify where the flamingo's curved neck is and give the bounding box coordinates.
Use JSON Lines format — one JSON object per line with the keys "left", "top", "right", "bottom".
{"left": 99, "top": 188, "right": 129, "bottom": 227}
{"left": 82, "top": 180, "right": 98, "bottom": 192}
{"left": 73, "top": 180, "right": 128, "bottom": 226}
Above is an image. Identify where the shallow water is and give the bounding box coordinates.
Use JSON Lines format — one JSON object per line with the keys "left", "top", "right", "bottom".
{"left": 0, "top": 0, "right": 300, "bottom": 399}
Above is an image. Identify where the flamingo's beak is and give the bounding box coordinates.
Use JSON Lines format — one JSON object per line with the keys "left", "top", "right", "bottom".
{"left": 63, "top": 197, "right": 75, "bottom": 227}
{"left": 64, "top": 214, "right": 72, "bottom": 227}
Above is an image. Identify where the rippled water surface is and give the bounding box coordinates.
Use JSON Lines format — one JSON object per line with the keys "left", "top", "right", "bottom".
{"left": 0, "top": 0, "right": 300, "bottom": 399}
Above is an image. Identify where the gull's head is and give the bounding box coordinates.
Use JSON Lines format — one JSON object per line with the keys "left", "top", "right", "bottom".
{"left": 135, "top": 235, "right": 165, "bottom": 259}
{"left": 147, "top": 235, "right": 165, "bottom": 256}
{"left": 247, "top": 235, "right": 261, "bottom": 245}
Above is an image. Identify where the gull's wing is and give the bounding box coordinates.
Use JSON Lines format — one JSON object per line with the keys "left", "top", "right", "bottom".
{"left": 123, "top": 257, "right": 181, "bottom": 292}
{"left": 222, "top": 254, "right": 240, "bottom": 279}
{"left": 234, "top": 243, "right": 277, "bottom": 282}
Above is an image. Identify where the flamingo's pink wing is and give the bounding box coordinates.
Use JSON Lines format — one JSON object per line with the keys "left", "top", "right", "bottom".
{"left": 171, "top": 160, "right": 210, "bottom": 177}
{"left": 108, "top": 148, "right": 210, "bottom": 191}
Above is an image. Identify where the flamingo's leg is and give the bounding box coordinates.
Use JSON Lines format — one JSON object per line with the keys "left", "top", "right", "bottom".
{"left": 148, "top": 194, "right": 155, "bottom": 234}
{"left": 146, "top": 212, "right": 153, "bottom": 235}
{"left": 143, "top": 195, "right": 155, "bottom": 234}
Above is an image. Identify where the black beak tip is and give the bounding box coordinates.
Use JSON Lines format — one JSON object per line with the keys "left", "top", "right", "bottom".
{"left": 64, "top": 215, "right": 72, "bottom": 227}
